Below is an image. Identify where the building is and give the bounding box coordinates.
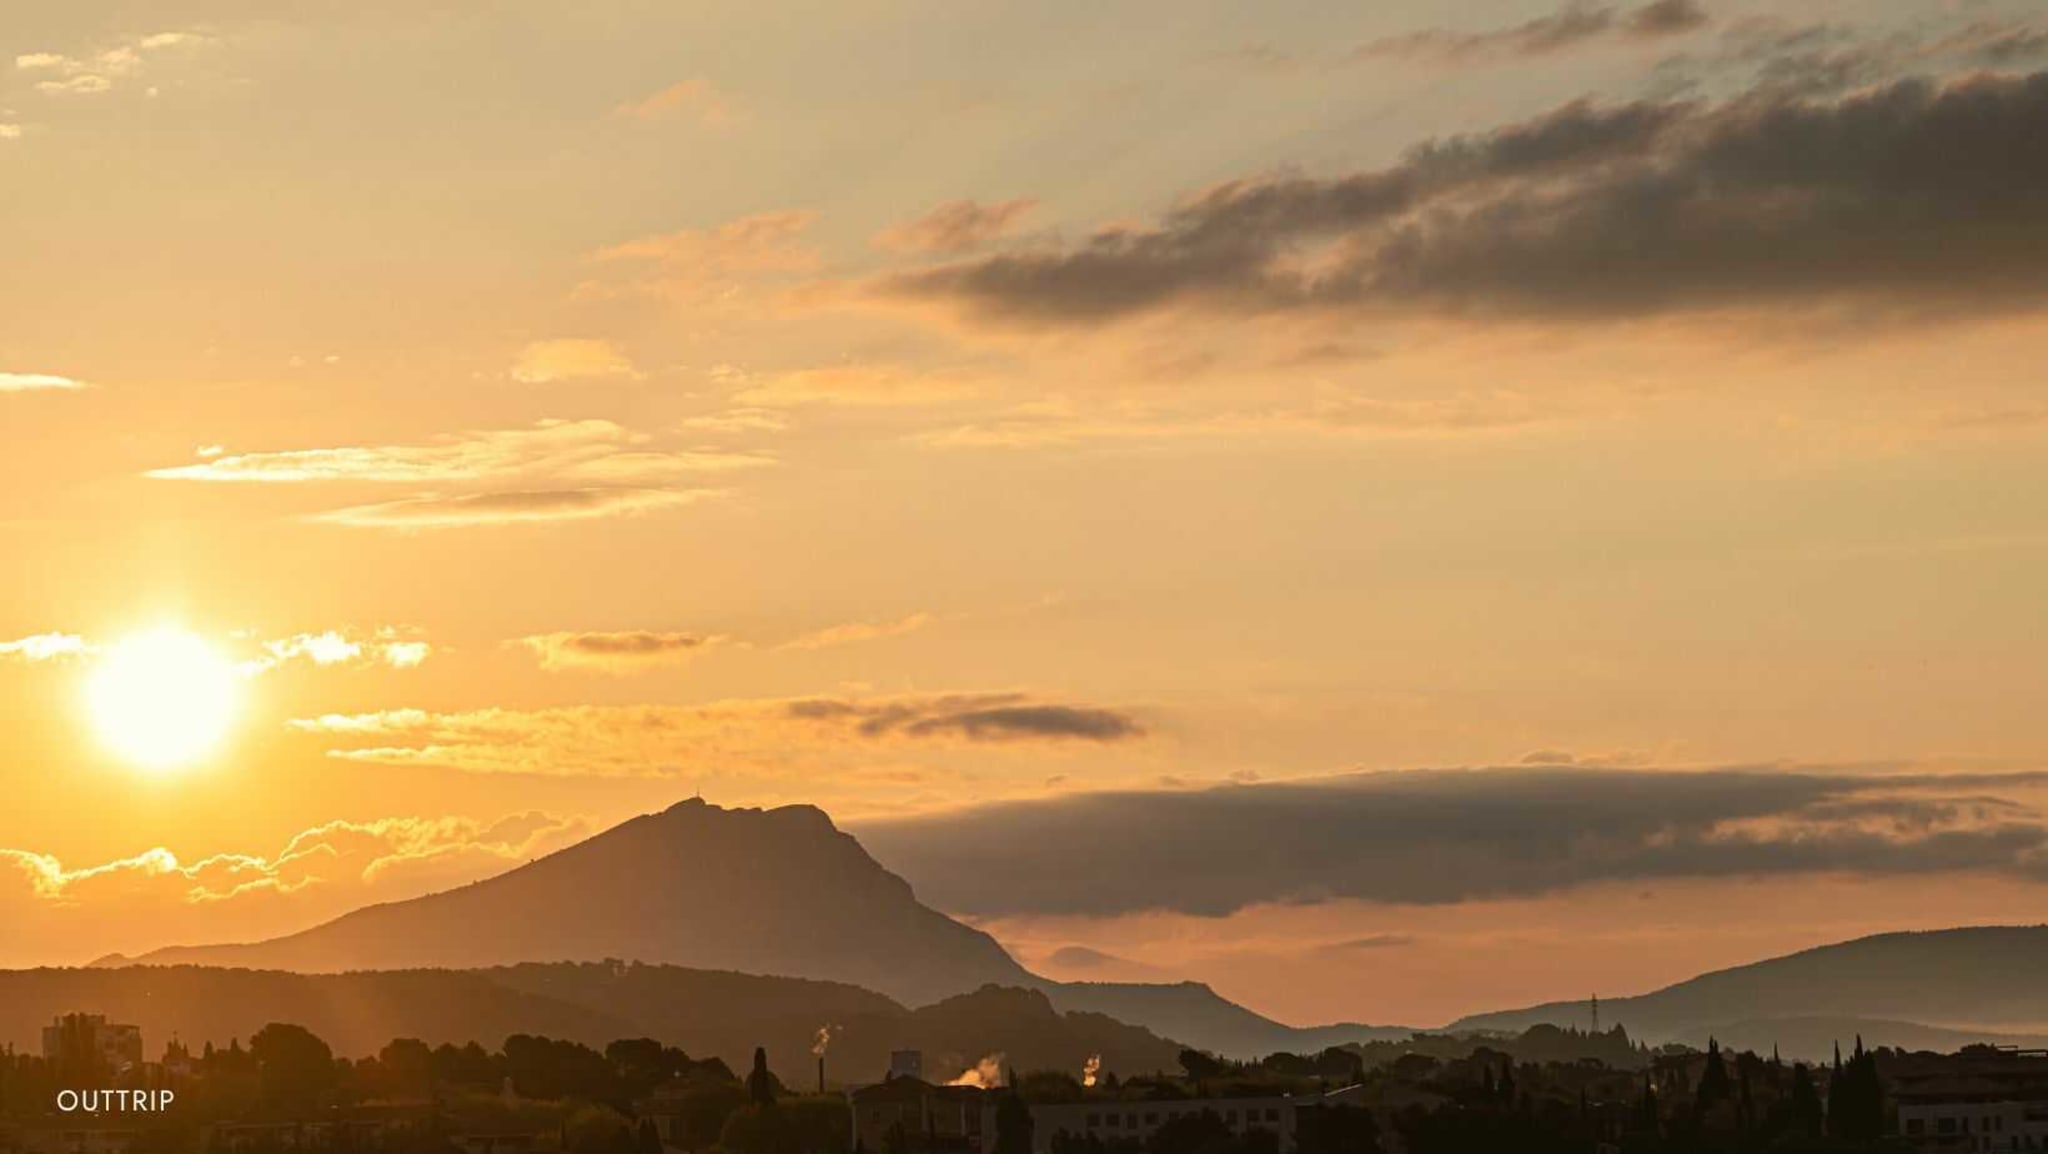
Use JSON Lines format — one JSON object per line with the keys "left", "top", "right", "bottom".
{"left": 1894, "top": 1048, "right": 2048, "bottom": 1152}
{"left": 848, "top": 1078, "right": 987, "bottom": 1154}
{"left": 40, "top": 1016, "right": 143, "bottom": 1078}
{"left": 1022, "top": 1095, "right": 1298, "bottom": 1154}
{"left": 211, "top": 1104, "right": 438, "bottom": 1154}
{"left": 844, "top": 1082, "right": 1358, "bottom": 1154}
{"left": 889, "top": 1051, "right": 925, "bottom": 1082}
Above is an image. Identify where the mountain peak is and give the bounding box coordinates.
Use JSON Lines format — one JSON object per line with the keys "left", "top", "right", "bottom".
{"left": 121, "top": 797, "right": 1031, "bottom": 1006}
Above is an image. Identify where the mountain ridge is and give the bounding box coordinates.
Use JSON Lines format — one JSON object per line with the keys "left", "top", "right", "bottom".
{"left": 110, "top": 799, "right": 1031, "bottom": 1008}
{"left": 1448, "top": 925, "right": 2048, "bottom": 1049}
{"left": 101, "top": 800, "right": 2043, "bottom": 1063}
{"left": 101, "top": 798, "right": 1413, "bottom": 1056}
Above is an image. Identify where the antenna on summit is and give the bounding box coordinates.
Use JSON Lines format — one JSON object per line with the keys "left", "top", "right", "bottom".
{"left": 1591, "top": 993, "right": 1600, "bottom": 1034}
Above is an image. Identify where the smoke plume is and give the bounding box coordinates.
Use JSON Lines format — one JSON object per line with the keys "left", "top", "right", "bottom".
{"left": 948, "top": 1054, "right": 1006, "bottom": 1088}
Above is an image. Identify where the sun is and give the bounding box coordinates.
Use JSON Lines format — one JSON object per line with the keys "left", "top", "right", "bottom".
{"left": 86, "top": 627, "right": 242, "bottom": 771}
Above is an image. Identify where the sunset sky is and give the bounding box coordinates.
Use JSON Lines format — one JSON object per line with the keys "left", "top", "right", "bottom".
{"left": 6, "top": 0, "right": 2048, "bottom": 1029}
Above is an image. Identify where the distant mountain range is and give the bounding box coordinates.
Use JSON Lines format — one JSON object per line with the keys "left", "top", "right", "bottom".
{"left": 94, "top": 799, "right": 1407, "bottom": 1057}
{"left": 73, "top": 800, "right": 2048, "bottom": 1066}
{"left": 1045, "top": 981, "right": 1412, "bottom": 1058}
{"left": 1449, "top": 925, "right": 2048, "bottom": 1058}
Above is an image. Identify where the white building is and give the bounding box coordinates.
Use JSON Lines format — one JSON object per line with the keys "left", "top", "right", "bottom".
{"left": 1894, "top": 1049, "right": 2048, "bottom": 1153}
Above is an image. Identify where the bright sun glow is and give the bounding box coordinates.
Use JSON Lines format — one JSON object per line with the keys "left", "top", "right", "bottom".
{"left": 86, "top": 627, "right": 242, "bottom": 771}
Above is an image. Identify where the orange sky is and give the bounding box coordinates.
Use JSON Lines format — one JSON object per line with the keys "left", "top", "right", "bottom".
{"left": 5, "top": 0, "right": 2048, "bottom": 1027}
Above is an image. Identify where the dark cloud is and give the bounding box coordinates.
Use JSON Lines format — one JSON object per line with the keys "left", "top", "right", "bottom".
{"left": 908, "top": 705, "right": 1140, "bottom": 742}
{"left": 1625, "top": 0, "right": 1710, "bottom": 38}
{"left": 1655, "top": 16, "right": 2048, "bottom": 100}
{"left": 883, "top": 70, "right": 2048, "bottom": 328}
{"left": 1353, "top": 0, "right": 1707, "bottom": 65}
{"left": 544, "top": 632, "right": 709, "bottom": 657}
{"left": 853, "top": 766, "right": 2048, "bottom": 918}
{"left": 785, "top": 694, "right": 1142, "bottom": 744}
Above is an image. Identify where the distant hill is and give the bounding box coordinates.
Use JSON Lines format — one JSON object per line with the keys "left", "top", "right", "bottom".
{"left": 0, "top": 963, "right": 1185, "bottom": 1088}
{"left": 107, "top": 800, "right": 1032, "bottom": 1007}
{"left": 0, "top": 965, "right": 632, "bottom": 1059}
{"left": 482, "top": 963, "right": 1183, "bottom": 1085}
{"left": 1344, "top": 1022, "right": 1652, "bottom": 1071}
{"left": 1699, "top": 1016, "right": 2048, "bottom": 1061}
{"left": 1041, "top": 980, "right": 1414, "bottom": 1058}
{"left": 1449, "top": 926, "right": 2048, "bottom": 1058}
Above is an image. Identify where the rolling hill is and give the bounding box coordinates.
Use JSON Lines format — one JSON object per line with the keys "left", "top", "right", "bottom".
{"left": 480, "top": 962, "right": 1184, "bottom": 1085}
{"left": 0, "top": 965, "right": 633, "bottom": 1059}
{"left": 1448, "top": 925, "right": 2048, "bottom": 1058}
{"left": 0, "top": 962, "right": 1186, "bottom": 1088}
{"left": 1041, "top": 980, "right": 1414, "bottom": 1058}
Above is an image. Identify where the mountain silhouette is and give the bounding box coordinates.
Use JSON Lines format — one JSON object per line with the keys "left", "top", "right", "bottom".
{"left": 108, "top": 800, "right": 1031, "bottom": 1006}
{"left": 0, "top": 962, "right": 1186, "bottom": 1087}
{"left": 1449, "top": 925, "right": 2048, "bottom": 1052}
{"left": 1044, "top": 981, "right": 1413, "bottom": 1057}
{"left": 0, "top": 965, "right": 636, "bottom": 1060}
{"left": 98, "top": 799, "right": 1403, "bottom": 1053}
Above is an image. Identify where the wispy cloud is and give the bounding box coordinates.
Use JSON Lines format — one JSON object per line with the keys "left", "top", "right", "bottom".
{"left": 677, "top": 407, "right": 791, "bottom": 434}
{"left": 0, "top": 633, "right": 93, "bottom": 662}
{"left": 1653, "top": 13, "right": 2048, "bottom": 99}
{"left": 3, "top": 629, "right": 428, "bottom": 674}
{"left": 0, "top": 811, "right": 591, "bottom": 961}
{"left": 148, "top": 420, "right": 761, "bottom": 527}
{"left": 784, "top": 696, "right": 1142, "bottom": 742}
{"left": 577, "top": 210, "right": 819, "bottom": 308}
{"left": 730, "top": 363, "right": 979, "bottom": 408}
{"left": 516, "top": 630, "right": 721, "bottom": 674}
{"left": 876, "top": 199, "right": 1038, "bottom": 255}
{"left": 1312, "top": 934, "right": 1417, "bottom": 955}
{"left": 291, "top": 692, "right": 1145, "bottom": 778}
{"left": 243, "top": 629, "right": 434, "bottom": 675}
{"left": 150, "top": 419, "right": 648, "bottom": 483}
{"left": 780, "top": 612, "right": 934, "bottom": 650}
{"left": 613, "top": 78, "right": 731, "bottom": 126}
{"left": 0, "top": 372, "right": 87, "bottom": 392}
{"left": 510, "top": 339, "right": 643, "bottom": 384}
{"left": 13, "top": 31, "right": 206, "bottom": 97}
{"left": 1354, "top": 0, "right": 1708, "bottom": 65}
{"left": 313, "top": 486, "right": 718, "bottom": 529}
{"left": 918, "top": 390, "right": 1560, "bottom": 448}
